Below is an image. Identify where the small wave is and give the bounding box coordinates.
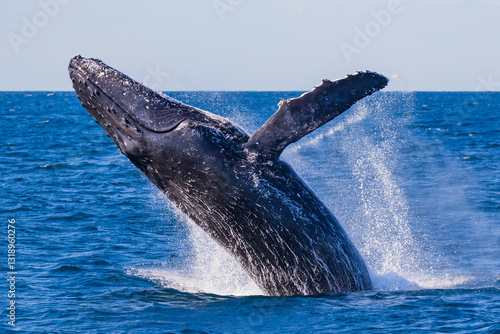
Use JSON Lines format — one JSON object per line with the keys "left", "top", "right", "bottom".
{"left": 0, "top": 202, "right": 23, "bottom": 211}
{"left": 51, "top": 265, "right": 86, "bottom": 273}
{"left": 412, "top": 274, "right": 474, "bottom": 290}
{"left": 50, "top": 211, "right": 93, "bottom": 222}
{"left": 371, "top": 271, "right": 420, "bottom": 291}
{"left": 37, "top": 163, "right": 71, "bottom": 170}
{"left": 371, "top": 270, "right": 475, "bottom": 291}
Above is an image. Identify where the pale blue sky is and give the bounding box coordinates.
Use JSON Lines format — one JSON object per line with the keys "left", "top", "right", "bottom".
{"left": 1, "top": 0, "right": 499, "bottom": 91}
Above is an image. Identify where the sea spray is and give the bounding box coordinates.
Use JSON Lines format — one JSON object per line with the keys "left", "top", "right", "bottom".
{"left": 130, "top": 91, "right": 485, "bottom": 293}
{"left": 284, "top": 92, "right": 432, "bottom": 287}
{"left": 134, "top": 92, "right": 428, "bottom": 293}
{"left": 131, "top": 187, "right": 261, "bottom": 296}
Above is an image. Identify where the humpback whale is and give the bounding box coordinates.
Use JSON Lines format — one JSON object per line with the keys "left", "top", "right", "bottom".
{"left": 69, "top": 55, "right": 388, "bottom": 296}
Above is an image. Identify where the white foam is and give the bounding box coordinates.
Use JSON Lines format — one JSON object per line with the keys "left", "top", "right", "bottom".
{"left": 370, "top": 271, "right": 420, "bottom": 291}
{"left": 370, "top": 269, "right": 473, "bottom": 291}
{"left": 411, "top": 274, "right": 473, "bottom": 290}
{"left": 177, "top": 220, "right": 262, "bottom": 296}
{"left": 128, "top": 265, "right": 261, "bottom": 296}
{"left": 129, "top": 195, "right": 262, "bottom": 296}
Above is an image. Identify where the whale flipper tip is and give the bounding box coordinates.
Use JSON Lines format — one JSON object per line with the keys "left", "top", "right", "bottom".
{"left": 244, "top": 71, "right": 388, "bottom": 158}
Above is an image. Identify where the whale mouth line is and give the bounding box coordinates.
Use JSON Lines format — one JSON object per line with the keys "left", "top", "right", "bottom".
{"left": 69, "top": 64, "right": 185, "bottom": 136}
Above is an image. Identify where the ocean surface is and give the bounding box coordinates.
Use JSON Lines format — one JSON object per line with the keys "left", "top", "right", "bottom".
{"left": 1, "top": 91, "right": 499, "bottom": 333}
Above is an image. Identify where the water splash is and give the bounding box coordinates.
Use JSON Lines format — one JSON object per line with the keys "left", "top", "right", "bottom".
{"left": 283, "top": 92, "right": 473, "bottom": 290}
{"left": 178, "top": 220, "right": 261, "bottom": 296}
{"left": 130, "top": 92, "right": 481, "bottom": 294}
{"left": 130, "top": 193, "right": 262, "bottom": 296}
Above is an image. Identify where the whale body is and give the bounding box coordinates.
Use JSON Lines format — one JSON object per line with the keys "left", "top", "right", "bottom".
{"left": 69, "top": 55, "right": 388, "bottom": 295}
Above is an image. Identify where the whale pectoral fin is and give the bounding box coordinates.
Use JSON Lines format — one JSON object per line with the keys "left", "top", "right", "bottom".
{"left": 244, "top": 71, "right": 388, "bottom": 159}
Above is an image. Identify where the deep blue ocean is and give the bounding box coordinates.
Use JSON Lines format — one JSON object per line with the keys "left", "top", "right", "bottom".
{"left": 1, "top": 91, "right": 499, "bottom": 333}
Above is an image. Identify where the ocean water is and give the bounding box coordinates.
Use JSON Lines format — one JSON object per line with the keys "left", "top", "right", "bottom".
{"left": 1, "top": 91, "right": 499, "bottom": 333}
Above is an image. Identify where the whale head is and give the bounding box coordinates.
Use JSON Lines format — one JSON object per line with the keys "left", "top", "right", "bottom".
{"left": 69, "top": 55, "right": 248, "bottom": 190}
